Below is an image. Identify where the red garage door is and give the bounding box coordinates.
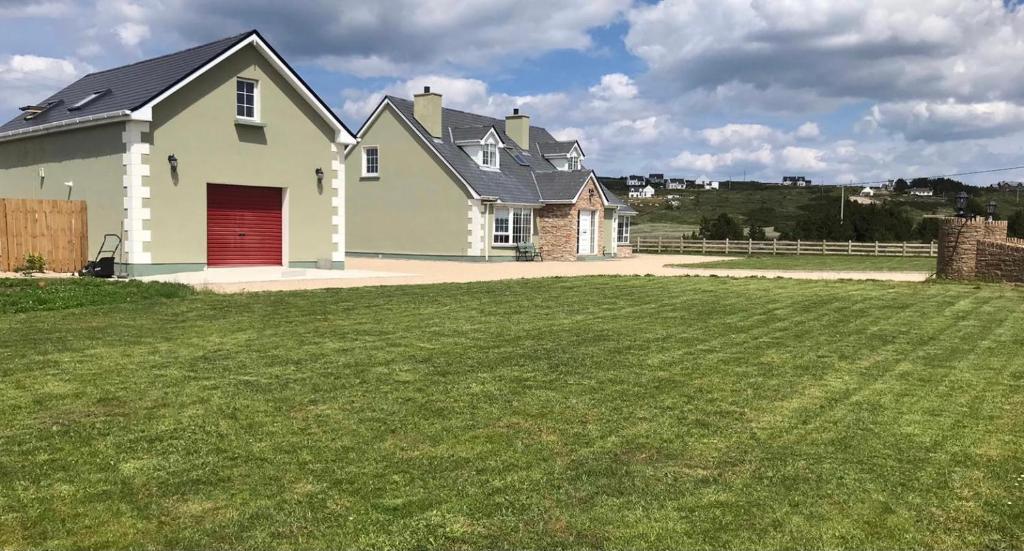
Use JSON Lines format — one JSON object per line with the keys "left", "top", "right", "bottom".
{"left": 207, "top": 184, "right": 282, "bottom": 267}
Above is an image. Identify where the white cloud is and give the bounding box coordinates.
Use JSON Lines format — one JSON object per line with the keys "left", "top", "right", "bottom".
{"left": 795, "top": 122, "right": 821, "bottom": 140}
{"left": 589, "top": 73, "right": 638, "bottom": 100}
{"left": 115, "top": 22, "right": 150, "bottom": 47}
{"left": 0, "top": 54, "right": 89, "bottom": 110}
{"left": 780, "top": 146, "right": 826, "bottom": 171}
{"left": 340, "top": 75, "right": 570, "bottom": 123}
{"left": 862, "top": 100, "right": 1024, "bottom": 142}
{"left": 626, "top": 1, "right": 1024, "bottom": 108}
{"left": 137, "top": 0, "right": 630, "bottom": 77}
{"left": 670, "top": 145, "right": 774, "bottom": 173}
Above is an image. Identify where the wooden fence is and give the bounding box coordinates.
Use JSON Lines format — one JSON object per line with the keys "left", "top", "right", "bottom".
{"left": 0, "top": 199, "right": 88, "bottom": 272}
{"left": 631, "top": 237, "right": 938, "bottom": 257}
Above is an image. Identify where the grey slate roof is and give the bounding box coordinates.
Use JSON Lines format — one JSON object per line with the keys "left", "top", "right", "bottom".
{"left": 450, "top": 125, "right": 497, "bottom": 143}
{"left": 0, "top": 32, "right": 250, "bottom": 134}
{"left": 385, "top": 96, "right": 633, "bottom": 212}
{"left": 0, "top": 30, "right": 355, "bottom": 139}
{"left": 536, "top": 141, "right": 578, "bottom": 157}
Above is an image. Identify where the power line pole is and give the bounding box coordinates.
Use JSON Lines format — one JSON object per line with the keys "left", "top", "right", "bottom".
{"left": 840, "top": 181, "right": 848, "bottom": 224}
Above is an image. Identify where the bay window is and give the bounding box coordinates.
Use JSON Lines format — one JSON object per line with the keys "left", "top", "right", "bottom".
{"left": 617, "top": 215, "right": 631, "bottom": 244}
{"left": 493, "top": 207, "right": 532, "bottom": 245}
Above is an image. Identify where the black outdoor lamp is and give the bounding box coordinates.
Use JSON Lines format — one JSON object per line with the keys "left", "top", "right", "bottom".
{"left": 167, "top": 154, "right": 178, "bottom": 171}
{"left": 955, "top": 191, "right": 968, "bottom": 217}
{"left": 315, "top": 167, "right": 325, "bottom": 185}
{"left": 987, "top": 200, "right": 997, "bottom": 221}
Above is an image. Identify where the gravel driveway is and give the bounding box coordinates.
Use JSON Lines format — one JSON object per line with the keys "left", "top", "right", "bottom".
{"left": 188, "top": 254, "right": 932, "bottom": 293}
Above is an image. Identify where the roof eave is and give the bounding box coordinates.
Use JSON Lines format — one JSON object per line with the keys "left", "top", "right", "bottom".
{"left": 0, "top": 110, "right": 131, "bottom": 143}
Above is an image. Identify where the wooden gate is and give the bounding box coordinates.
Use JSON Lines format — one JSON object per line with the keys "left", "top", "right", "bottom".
{"left": 0, "top": 199, "right": 89, "bottom": 273}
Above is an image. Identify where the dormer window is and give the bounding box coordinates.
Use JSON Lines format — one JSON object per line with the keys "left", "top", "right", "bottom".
{"left": 453, "top": 125, "right": 503, "bottom": 171}
{"left": 567, "top": 153, "right": 581, "bottom": 171}
{"left": 482, "top": 142, "right": 497, "bottom": 168}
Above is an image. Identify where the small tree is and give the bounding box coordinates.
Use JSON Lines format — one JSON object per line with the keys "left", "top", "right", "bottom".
{"left": 699, "top": 213, "right": 745, "bottom": 240}
{"left": 1009, "top": 209, "right": 1024, "bottom": 238}
{"left": 747, "top": 224, "right": 767, "bottom": 241}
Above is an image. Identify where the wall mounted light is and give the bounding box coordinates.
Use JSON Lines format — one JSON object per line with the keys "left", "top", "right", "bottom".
{"left": 955, "top": 191, "right": 968, "bottom": 217}
{"left": 315, "top": 167, "right": 325, "bottom": 185}
{"left": 168, "top": 154, "right": 178, "bottom": 171}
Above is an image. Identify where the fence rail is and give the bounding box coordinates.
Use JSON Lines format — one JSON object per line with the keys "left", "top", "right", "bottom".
{"left": 0, "top": 198, "right": 88, "bottom": 272}
{"left": 631, "top": 237, "right": 938, "bottom": 257}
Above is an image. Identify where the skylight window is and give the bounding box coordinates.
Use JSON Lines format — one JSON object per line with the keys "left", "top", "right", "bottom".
{"left": 509, "top": 149, "right": 530, "bottom": 166}
{"left": 67, "top": 89, "right": 110, "bottom": 111}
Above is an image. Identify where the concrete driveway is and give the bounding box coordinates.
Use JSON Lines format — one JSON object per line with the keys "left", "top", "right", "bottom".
{"left": 154, "top": 254, "right": 931, "bottom": 293}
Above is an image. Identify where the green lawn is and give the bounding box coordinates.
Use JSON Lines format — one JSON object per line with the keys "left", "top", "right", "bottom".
{"left": 2, "top": 277, "right": 1023, "bottom": 549}
{"left": 672, "top": 255, "right": 937, "bottom": 272}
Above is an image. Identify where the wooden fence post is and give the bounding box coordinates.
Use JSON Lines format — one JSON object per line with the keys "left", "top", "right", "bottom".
{"left": 658, "top": 235, "right": 663, "bottom": 253}
{"left": 822, "top": 240, "right": 826, "bottom": 255}
{"left": 902, "top": 242, "right": 907, "bottom": 257}
{"left": 772, "top": 239, "right": 777, "bottom": 255}
{"left": 679, "top": 235, "right": 684, "bottom": 253}
{"left": 725, "top": 238, "right": 730, "bottom": 254}
{"left": 748, "top": 239, "right": 753, "bottom": 255}
{"left": 0, "top": 199, "right": 8, "bottom": 272}
{"left": 874, "top": 241, "right": 879, "bottom": 256}
{"left": 797, "top": 239, "right": 801, "bottom": 255}
{"left": 702, "top": 239, "right": 706, "bottom": 254}
{"left": 848, "top": 240, "right": 852, "bottom": 254}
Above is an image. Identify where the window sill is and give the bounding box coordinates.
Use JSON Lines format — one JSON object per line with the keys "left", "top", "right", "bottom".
{"left": 360, "top": 174, "right": 380, "bottom": 180}
{"left": 235, "top": 118, "right": 267, "bottom": 128}
{"left": 491, "top": 243, "right": 518, "bottom": 248}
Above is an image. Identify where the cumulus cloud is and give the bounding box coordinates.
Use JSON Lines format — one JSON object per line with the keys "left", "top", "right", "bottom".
{"left": 340, "top": 75, "right": 570, "bottom": 122}
{"left": 115, "top": 22, "right": 150, "bottom": 47}
{"left": 0, "top": 54, "right": 90, "bottom": 110}
{"left": 626, "top": 1, "right": 1024, "bottom": 107}
{"left": 862, "top": 100, "right": 1024, "bottom": 142}
{"left": 130, "top": 0, "right": 630, "bottom": 77}
{"left": 589, "top": 73, "right": 639, "bottom": 100}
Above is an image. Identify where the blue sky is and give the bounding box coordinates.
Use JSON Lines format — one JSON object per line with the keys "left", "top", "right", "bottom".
{"left": 4, "top": 0, "right": 1024, "bottom": 185}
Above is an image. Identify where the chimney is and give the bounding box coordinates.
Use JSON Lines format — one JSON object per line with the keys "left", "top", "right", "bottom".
{"left": 413, "top": 86, "right": 443, "bottom": 139}
{"left": 506, "top": 107, "right": 530, "bottom": 149}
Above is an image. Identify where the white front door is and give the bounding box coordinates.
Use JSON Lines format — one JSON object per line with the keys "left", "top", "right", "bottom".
{"left": 578, "top": 210, "right": 594, "bottom": 255}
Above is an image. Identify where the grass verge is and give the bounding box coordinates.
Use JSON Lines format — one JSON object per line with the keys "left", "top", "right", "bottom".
{"left": 0, "top": 277, "right": 196, "bottom": 314}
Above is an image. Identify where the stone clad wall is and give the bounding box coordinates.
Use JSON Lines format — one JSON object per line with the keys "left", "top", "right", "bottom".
{"left": 537, "top": 179, "right": 605, "bottom": 261}
{"left": 976, "top": 238, "right": 1024, "bottom": 283}
{"left": 936, "top": 219, "right": 1008, "bottom": 279}
{"left": 617, "top": 244, "right": 633, "bottom": 257}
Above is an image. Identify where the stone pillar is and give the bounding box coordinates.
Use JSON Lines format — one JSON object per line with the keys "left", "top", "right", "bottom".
{"left": 936, "top": 218, "right": 1008, "bottom": 279}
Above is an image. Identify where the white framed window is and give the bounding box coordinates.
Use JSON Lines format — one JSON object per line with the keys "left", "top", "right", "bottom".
{"left": 493, "top": 207, "right": 532, "bottom": 245}
{"left": 567, "top": 154, "right": 580, "bottom": 171}
{"left": 482, "top": 142, "right": 498, "bottom": 169}
{"left": 236, "top": 78, "right": 259, "bottom": 120}
{"left": 362, "top": 146, "right": 380, "bottom": 177}
{"left": 617, "top": 215, "right": 631, "bottom": 244}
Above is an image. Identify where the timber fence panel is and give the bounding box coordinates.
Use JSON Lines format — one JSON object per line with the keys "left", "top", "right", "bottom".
{"left": 0, "top": 199, "right": 88, "bottom": 273}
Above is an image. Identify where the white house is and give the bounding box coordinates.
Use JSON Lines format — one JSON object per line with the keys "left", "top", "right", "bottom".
{"left": 628, "top": 184, "right": 656, "bottom": 198}
{"left": 860, "top": 187, "right": 875, "bottom": 197}
{"left": 908, "top": 188, "right": 934, "bottom": 197}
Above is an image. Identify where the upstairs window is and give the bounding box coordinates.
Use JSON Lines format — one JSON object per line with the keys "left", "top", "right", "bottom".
{"left": 567, "top": 154, "right": 581, "bottom": 171}
{"left": 236, "top": 78, "right": 258, "bottom": 120}
{"left": 482, "top": 142, "right": 498, "bottom": 169}
{"left": 362, "top": 146, "right": 380, "bottom": 177}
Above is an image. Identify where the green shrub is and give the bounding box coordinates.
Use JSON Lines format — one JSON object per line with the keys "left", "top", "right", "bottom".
{"left": 16, "top": 253, "right": 46, "bottom": 276}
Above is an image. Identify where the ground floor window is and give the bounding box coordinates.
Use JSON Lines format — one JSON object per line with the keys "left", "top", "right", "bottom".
{"left": 494, "top": 207, "right": 533, "bottom": 245}
{"left": 617, "top": 215, "right": 631, "bottom": 243}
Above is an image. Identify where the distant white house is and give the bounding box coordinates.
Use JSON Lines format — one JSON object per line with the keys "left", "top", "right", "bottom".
{"left": 629, "top": 184, "right": 656, "bottom": 198}
{"left": 665, "top": 179, "right": 686, "bottom": 190}
{"left": 692, "top": 175, "right": 719, "bottom": 191}
{"left": 626, "top": 175, "right": 646, "bottom": 187}
{"left": 908, "top": 187, "right": 933, "bottom": 197}
{"left": 860, "top": 187, "right": 875, "bottom": 197}
{"left": 782, "top": 176, "right": 811, "bottom": 187}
